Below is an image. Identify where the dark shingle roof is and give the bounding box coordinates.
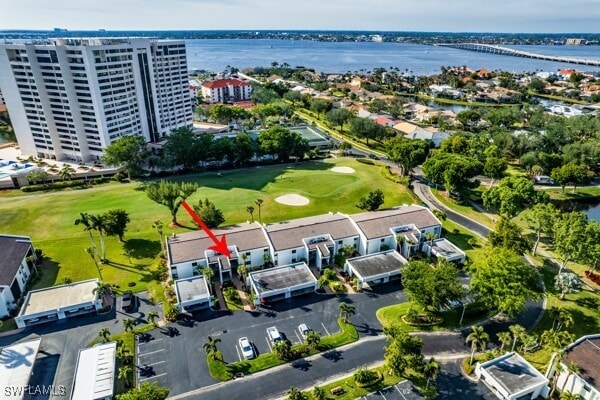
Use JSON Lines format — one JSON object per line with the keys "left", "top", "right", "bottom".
{"left": 265, "top": 213, "right": 358, "bottom": 251}
{"left": 351, "top": 206, "right": 440, "bottom": 239}
{"left": 564, "top": 336, "right": 600, "bottom": 389}
{"left": 167, "top": 223, "right": 269, "bottom": 264}
{"left": 0, "top": 235, "right": 32, "bottom": 286}
{"left": 347, "top": 250, "right": 406, "bottom": 279}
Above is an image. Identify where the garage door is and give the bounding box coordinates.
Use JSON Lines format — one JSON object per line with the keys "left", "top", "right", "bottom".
{"left": 184, "top": 301, "right": 209, "bottom": 311}
{"left": 262, "top": 293, "right": 286, "bottom": 302}
{"left": 290, "top": 286, "right": 315, "bottom": 297}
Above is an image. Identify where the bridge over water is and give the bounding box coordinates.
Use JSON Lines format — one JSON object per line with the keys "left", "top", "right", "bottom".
{"left": 437, "top": 43, "right": 600, "bottom": 67}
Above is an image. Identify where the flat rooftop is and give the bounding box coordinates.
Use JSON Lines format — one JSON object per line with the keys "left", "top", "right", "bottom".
{"left": 71, "top": 342, "right": 116, "bottom": 400}
{"left": 19, "top": 279, "right": 98, "bottom": 316}
{"left": 167, "top": 222, "right": 268, "bottom": 264}
{"left": 430, "top": 238, "right": 465, "bottom": 258}
{"left": 482, "top": 353, "right": 548, "bottom": 395}
{"left": 0, "top": 338, "right": 42, "bottom": 399}
{"left": 347, "top": 250, "right": 406, "bottom": 279}
{"left": 175, "top": 276, "right": 211, "bottom": 304}
{"left": 249, "top": 262, "right": 317, "bottom": 294}
{"left": 352, "top": 206, "right": 440, "bottom": 239}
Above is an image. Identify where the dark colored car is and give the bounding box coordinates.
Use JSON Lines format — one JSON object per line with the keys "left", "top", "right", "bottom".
{"left": 122, "top": 290, "right": 134, "bottom": 311}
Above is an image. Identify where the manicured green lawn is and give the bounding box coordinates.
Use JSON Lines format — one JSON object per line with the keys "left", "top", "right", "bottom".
{"left": 0, "top": 158, "right": 413, "bottom": 291}
{"left": 432, "top": 189, "right": 497, "bottom": 229}
{"left": 208, "top": 318, "right": 358, "bottom": 381}
{"left": 441, "top": 220, "right": 488, "bottom": 267}
{"left": 523, "top": 258, "right": 600, "bottom": 371}
{"left": 539, "top": 186, "right": 600, "bottom": 200}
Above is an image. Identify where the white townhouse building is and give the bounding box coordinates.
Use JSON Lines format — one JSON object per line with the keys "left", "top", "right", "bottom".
{"left": 0, "top": 234, "right": 35, "bottom": 318}
{"left": 0, "top": 38, "right": 192, "bottom": 162}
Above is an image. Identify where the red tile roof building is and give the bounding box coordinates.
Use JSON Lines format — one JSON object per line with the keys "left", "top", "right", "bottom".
{"left": 201, "top": 78, "right": 252, "bottom": 104}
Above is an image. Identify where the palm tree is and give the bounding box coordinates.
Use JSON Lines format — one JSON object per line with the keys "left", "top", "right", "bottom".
{"left": 99, "top": 328, "right": 111, "bottom": 342}
{"left": 93, "top": 281, "right": 112, "bottom": 304}
{"left": 509, "top": 324, "right": 526, "bottom": 352}
{"left": 152, "top": 220, "right": 165, "bottom": 253}
{"left": 147, "top": 311, "right": 160, "bottom": 327}
{"left": 246, "top": 206, "right": 255, "bottom": 223}
{"left": 203, "top": 336, "right": 221, "bottom": 360}
{"left": 561, "top": 362, "right": 580, "bottom": 394}
{"left": 255, "top": 199, "right": 264, "bottom": 224}
{"left": 560, "top": 392, "right": 582, "bottom": 400}
{"left": 548, "top": 355, "right": 565, "bottom": 398}
{"left": 75, "top": 213, "right": 98, "bottom": 254}
{"left": 89, "top": 213, "right": 107, "bottom": 261}
{"left": 123, "top": 318, "right": 136, "bottom": 332}
{"left": 497, "top": 331, "right": 511, "bottom": 354}
{"left": 305, "top": 330, "right": 321, "bottom": 349}
{"left": 273, "top": 340, "right": 292, "bottom": 361}
{"left": 238, "top": 264, "right": 247, "bottom": 280}
{"left": 424, "top": 357, "right": 440, "bottom": 390}
{"left": 86, "top": 247, "right": 103, "bottom": 279}
{"left": 555, "top": 309, "right": 574, "bottom": 333}
{"left": 116, "top": 345, "right": 131, "bottom": 365}
{"left": 59, "top": 164, "right": 75, "bottom": 181}
{"left": 424, "top": 232, "right": 437, "bottom": 256}
{"left": 287, "top": 386, "right": 306, "bottom": 400}
{"left": 202, "top": 267, "right": 214, "bottom": 282}
{"left": 339, "top": 302, "right": 356, "bottom": 324}
{"left": 466, "top": 326, "right": 489, "bottom": 365}
{"left": 312, "top": 386, "right": 326, "bottom": 400}
{"left": 118, "top": 365, "right": 132, "bottom": 388}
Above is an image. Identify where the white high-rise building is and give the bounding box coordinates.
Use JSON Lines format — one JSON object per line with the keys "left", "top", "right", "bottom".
{"left": 0, "top": 38, "right": 192, "bottom": 161}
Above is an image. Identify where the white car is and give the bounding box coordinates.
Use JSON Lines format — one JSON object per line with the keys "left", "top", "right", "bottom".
{"left": 239, "top": 337, "right": 254, "bottom": 359}
{"left": 266, "top": 326, "right": 283, "bottom": 343}
{"left": 298, "top": 323, "right": 311, "bottom": 340}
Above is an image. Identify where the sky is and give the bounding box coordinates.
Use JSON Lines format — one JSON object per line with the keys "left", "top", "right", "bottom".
{"left": 1, "top": 0, "right": 599, "bottom": 33}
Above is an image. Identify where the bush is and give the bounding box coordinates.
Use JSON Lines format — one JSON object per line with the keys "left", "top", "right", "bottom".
{"left": 356, "top": 158, "right": 375, "bottom": 165}
{"left": 22, "top": 179, "right": 87, "bottom": 192}
{"left": 380, "top": 165, "right": 410, "bottom": 186}
{"left": 330, "top": 281, "right": 345, "bottom": 293}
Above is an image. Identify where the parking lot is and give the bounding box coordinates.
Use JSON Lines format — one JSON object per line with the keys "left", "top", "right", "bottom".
{"left": 362, "top": 382, "right": 424, "bottom": 400}
{"left": 135, "top": 284, "right": 407, "bottom": 396}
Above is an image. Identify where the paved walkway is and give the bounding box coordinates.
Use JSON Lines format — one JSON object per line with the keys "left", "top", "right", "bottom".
{"left": 231, "top": 274, "right": 252, "bottom": 311}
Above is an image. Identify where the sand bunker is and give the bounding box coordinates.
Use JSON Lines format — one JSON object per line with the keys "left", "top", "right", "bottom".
{"left": 275, "top": 194, "right": 310, "bottom": 206}
{"left": 331, "top": 166, "right": 355, "bottom": 173}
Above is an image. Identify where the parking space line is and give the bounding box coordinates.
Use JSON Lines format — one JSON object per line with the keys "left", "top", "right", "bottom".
{"left": 139, "top": 349, "right": 165, "bottom": 357}
{"left": 295, "top": 331, "right": 302, "bottom": 344}
{"left": 265, "top": 337, "right": 272, "bottom": 352}
{"left": 138, "top": 338, "right": 163, "bottom": 346}
{"left": 139, "top": 373, "right": 167, "bottom": 382}
{"left": 321, "top": 322, "right": 331, "bottom": 337}
{"left": 145, "top": 360, "right": 165, "bottom": 367}
{"left": 235, "top": 344, "right": 242, "bottom": 362}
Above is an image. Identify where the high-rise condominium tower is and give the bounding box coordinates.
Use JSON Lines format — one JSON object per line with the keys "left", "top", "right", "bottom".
{"left": 0, "top": 38, "right": 192, "bottom": 161}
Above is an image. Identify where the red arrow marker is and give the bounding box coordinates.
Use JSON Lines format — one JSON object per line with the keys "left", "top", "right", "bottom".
{"left": 181, "top": 200, "right": 231, "bottom": 258}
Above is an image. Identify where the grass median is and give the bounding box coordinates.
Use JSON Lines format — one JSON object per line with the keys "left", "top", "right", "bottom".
{"left": 207, "top": 318, "right": 359, "bottom": 381}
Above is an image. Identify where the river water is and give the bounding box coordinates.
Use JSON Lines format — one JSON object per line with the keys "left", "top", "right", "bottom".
{"left": 185, "top": 39, "right": 600, "bottom": 75}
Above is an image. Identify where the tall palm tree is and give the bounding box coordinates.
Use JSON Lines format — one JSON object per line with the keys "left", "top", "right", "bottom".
{"left": 116, "top": 345, "right": 131, "bottom": 365}
{"left": 86, "top": 247, "right": 103, "bottom": 279}
{"left": 424, "top": 357, "right": 440, "bottom": 390}
{"left": 203, "top": 336, "right": 221, "bottom": 360}
{"left": 255, "top": 199, "right": 264, "bottom": 224}
{"left": 147, "top": 311, "right": 160, "bottom": 327}
{"left": 118, "top": 365, "right": 132, "bottom": 388}
{"left": 466, "top": 326, "right": 489, "bottom": 365}
{"left": 561, "top": 362, "right": 580, "bottom": 394}
{"left": 123, "top": 318, "right": 136, "bottom": 332}
{"left": 548, "top": 356, "right": 565, "bottom": 398}
{"left": 339, "top": 302, "right": 356, "bottom": 324}
{"left": 75, "top": 212, "right": 97, "bottom": 254}
{"left": 89, "top": 213, "right": 107, "bottom": 261}
{"left": 152, "top": 220, "right": 164, "bottom": 253}
{"left": 99, "top": 328, "right": 111, "bottom": 342}
{"left": 509, "top": 324, "right": 526, "bottom": 352}
{"left": 246, "top": 206, "right": 255, "bottom": 223}
{"left": 497, "top": 331, "right": 511, "bottom": 354}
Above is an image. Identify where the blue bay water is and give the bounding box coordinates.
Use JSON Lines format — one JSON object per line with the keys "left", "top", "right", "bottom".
{"left": 185, "top": 39, "right": 600, "bottom": 75}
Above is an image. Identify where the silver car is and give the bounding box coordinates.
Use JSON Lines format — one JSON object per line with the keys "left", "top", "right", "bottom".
{"left": 239, "top": 337, "right": 254, "bottom": 359}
